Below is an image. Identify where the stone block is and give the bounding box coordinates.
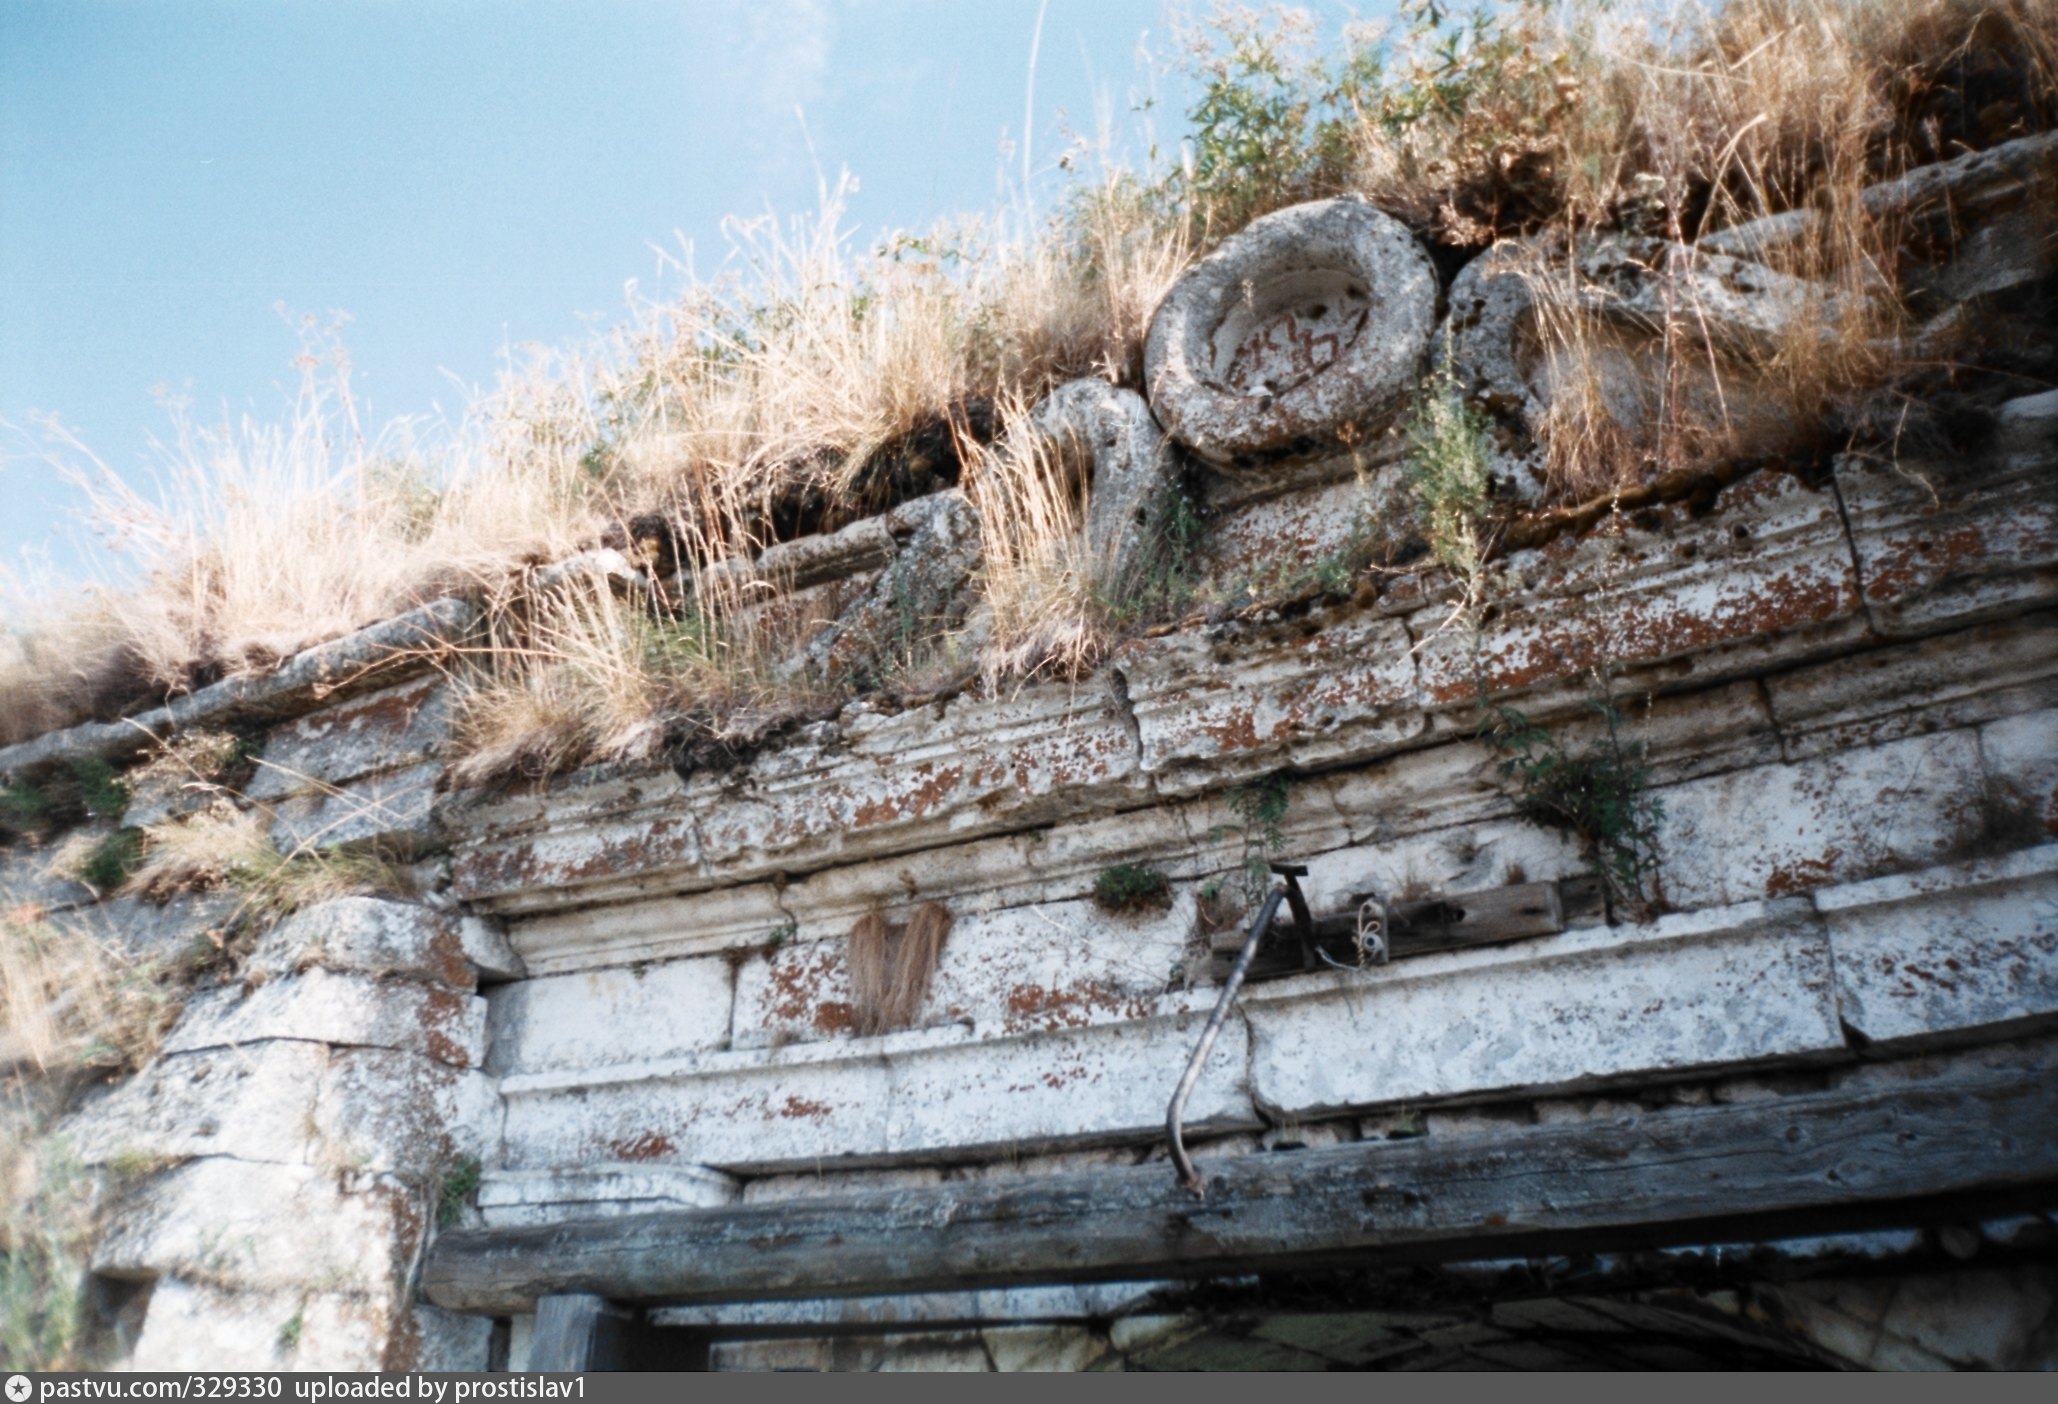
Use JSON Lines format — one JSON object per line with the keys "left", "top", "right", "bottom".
{"left": 268, "top": 760, "right": 441, "bottom": 853}
{"left": 1245, "top": 898, "right": 1841, "bottom": 1117}
{"left": 1657, "top": 729, "right": 1987, "bottom": 907}
{"left": 1838, "top": 390, "right": 2058, "bottom": 639}
{"left": 1821, "top": 845, "right": 2058, "bottom": 1047}
{"left": 129, "top": 1278, "right": 393, "bottom": 1371}
{"left": 310, "top": 1047, "right": 498, "bottom": 1179}
{"left": 64, "top": 1042, "right": 328, "bottom": 1168}
{"left": 96, "top": 1158, "right": 427, "bottom": 1298}
{"left": 451, "top": 681, "right": 1143, "bottom": 910}
{"left": 474, "top": 1164, "right": 738, "bottom": 1229}
{"left": 498, "top": 997, "right": 1254, "bottom": 1174}
{"left": 250, "top": 896, "right": 472, "bottom": 989}
{"left": 406, "top": 1304, "right": 496, "bottom": 1372}
{"left": 1120, "top": 608, "right": 1423, "bottom": 794}
{"left": 486, "top": 953, "right": 735, "bottom": 1074}
{"left": 163, "top": 967, "right": 487, "bottom": 1069}
{"left": 245, "top": 677, "right": 451, "bottom": 801}
{"left": 1982, "top": 708, "right": 2058, "bottom": 839}
{"left": 982, "top": 1325, "right": 1114, "bottom": 1373}
{"left": 1414, "top": 471, "right": 1862, "bottom": 706}
{"left": 1767, "top": 616, "right": 2058, "bottom": 762}
{"left": 732, "top": 896, "right": 1190, "bottom": 1050}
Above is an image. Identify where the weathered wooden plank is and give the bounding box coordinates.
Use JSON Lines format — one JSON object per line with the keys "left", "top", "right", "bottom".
{"left": 426, "top": 1064, "right": 2058, "bottom": 1315}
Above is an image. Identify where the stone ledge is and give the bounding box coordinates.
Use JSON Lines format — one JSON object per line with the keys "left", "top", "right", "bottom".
{"left": 0, "top": 597, "right": 476, "bottom": 783}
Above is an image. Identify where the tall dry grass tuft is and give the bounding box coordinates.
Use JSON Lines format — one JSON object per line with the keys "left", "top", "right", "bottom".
{"left": 963, "top": 403, "right": 1114, "bottom": 689}
{"left": 0, "top": 900, "right": 175, "bottom": 1079}
{"left": 846, "top": 901, "right": 953, "bottom": 1036}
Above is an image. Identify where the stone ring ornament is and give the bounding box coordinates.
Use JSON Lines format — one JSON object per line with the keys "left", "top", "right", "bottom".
{"left": 1144, "top": 196, "right": 1438, "bottom": 468}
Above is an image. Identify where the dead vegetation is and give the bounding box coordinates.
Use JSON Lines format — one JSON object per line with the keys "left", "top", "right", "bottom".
{"left": 0, "top": 0, "right": 2049, "bottom": 774}
{"left": 846, "top": 901, "right": 954, "bottom": 1036}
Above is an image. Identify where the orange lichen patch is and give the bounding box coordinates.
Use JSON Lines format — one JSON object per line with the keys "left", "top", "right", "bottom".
{"left": 609, "top": 1131, "right": 675, "bottom": 1161}
{"left": 1765, "top": 851, "right": 1845, "bottom": 897}
{"left": 1002, "top": 980, "right": 1154, "bottom": 1034}
{"left": 451, "top": 811, "right": 700, "bottom": 900}
{"left": 849, "top": 763, "right": 965, "bottom": 829}
{"left": 1435, "top": 557, "right": 1857, "bottom": 704}
{"left": 422, "top": 925, "right": 476, "bottom": 991}
{"left": 1862, "top": 522, "right": 1995, "bottom": 602}
{"left": 418, "top": 986, "right": 476, "bottom": 1069}
{"left": 760, "top": 945, "right": 859, "bottom": 1036}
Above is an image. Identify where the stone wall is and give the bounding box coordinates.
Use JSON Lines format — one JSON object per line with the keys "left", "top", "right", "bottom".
{"left": 3, "top": 135, "right": 2055, "bottom": 1371}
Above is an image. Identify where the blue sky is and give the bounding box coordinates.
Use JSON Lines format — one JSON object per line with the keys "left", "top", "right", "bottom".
{"left": 2, "top": 0, "right": 1382, "bottom": 577}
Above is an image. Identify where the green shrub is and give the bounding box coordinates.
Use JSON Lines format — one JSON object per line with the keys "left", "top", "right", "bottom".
{"left": 1093, "top": 863, "right": 1173, "bottom": 914}
{"left": 79, "top": 828, "right": 145, "bottom": 894}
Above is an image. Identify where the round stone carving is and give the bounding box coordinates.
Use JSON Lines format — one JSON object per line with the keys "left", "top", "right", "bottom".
{"left": 1144, "top": 197, "right": 1437, "bottom": 468}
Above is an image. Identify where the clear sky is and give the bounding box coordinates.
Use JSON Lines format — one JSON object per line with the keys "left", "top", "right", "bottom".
{"left": 1, "top": 0, "right": 1383, "bottom": 579}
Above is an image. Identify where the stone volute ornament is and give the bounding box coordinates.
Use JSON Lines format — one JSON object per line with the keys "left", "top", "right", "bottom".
{"left": 1143, "top": 195, "right": 1438, "bottom": 468}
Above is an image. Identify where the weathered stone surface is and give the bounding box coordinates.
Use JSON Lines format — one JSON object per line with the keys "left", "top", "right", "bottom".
{"left": 1245, "top": 898, "right": 1840, "bottom": 1118}
{"left": 245, "top": 676, "right": 450, "bottom": 801}
{"left": 805, "top": 490, "right": 982, "bottom": 682}
{"left": 1981, "top": 707, "right": 2058, "bottom": 838}
{"left": 163, "top": 967, "right": 488, "bottom": 1069}
{"left": 475, "top": 1164, "right": 738, "bottom": 1228}
{"left": 405, "top": 1304, "right": 496, "bottom": 1372}
{"left": 267, "top": 759, "right": 442, "bottom": 853}
{"left": 456, "top": 913, "right": 526, "bottom": 982}
{"left": 486, "top": 954, "right": 735, "bottom": 1073}
{"left": 310, "top": 1048, "right": 498, "bottom": 1178}
{"left": 1146, "top": 197, "right": 1437, "bottom": 467}
{"left": 451, "top": 681, "right": 1143, "bottom": 911}
{"left": 1120, "top": 607, "right": 1423, "bottom": 792}
{"left": 96, "top": 1158, "right": 427, "bottom": 1297}
{"left": 1822, "top": 845, "right": 2058, "bottom": 1047}
{"left": 1766, "top": 614, "right": 2058, "bottom": 762}
{"left": 731, "top": 896, "right": 1190, "bottom": 1049}
{"left": 982, "top": 1325, "right": 1115, "bottom": 1372}
{"left": 1657, "top": 728, "right": 1987, "bottom": 907}
{"left": 128, "top": 1278, "right": 392, "bottom": 1371}
{"left": 498, "top": 1001, "right": 1254, "bottom": 1174}
{"left": 501, "top": 798, "right": 1205, "bottom": 973}
{"left": 1414, "top": 470, "right": 1863, "bottom": 706}
{"left": 0, "top": 597, "right": 476, "bottom": 783}
{"left": 249, "top": 896, "right": 471, "bottom": 988}
{"left": 1030, "top": 379, "right": 1183, "bottom": 595}
{"left": 64, "top": 1042, "right": 329, "bottom": 1168}
{"left": 1196, "top": 465, "right": 1395, "bottom": 586}
{"left": 1838, "top": 390, "right": 2058, "bottom": 639}
{"left": 1446, "top": 235, "right": 1866, "bottom": 445}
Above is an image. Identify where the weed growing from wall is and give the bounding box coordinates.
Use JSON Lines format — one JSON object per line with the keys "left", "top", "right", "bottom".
{"left": 1481, "top": 681, "right": 1664, "bottom": 909}
{"left": 1224, "top": 775, "right": 1292, "bottom": 902}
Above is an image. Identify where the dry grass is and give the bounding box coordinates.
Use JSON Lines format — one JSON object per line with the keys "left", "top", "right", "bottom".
{"left": 0, "top": 899, "right": 175, "bottom": 1080}
{"left": 1, "top": 1, "right": 2048, "bottom": 764}
{"left": 846, "top": 901, "right": 953, "bottom": 1036}
{"left": 1345, "top": 0, "right": 2056, "bottom": 496}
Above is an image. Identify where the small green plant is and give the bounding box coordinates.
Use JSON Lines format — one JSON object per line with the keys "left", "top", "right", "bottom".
{"left": 0, "top": 780, "right": 49, "bottom": 827}
{"left": 1092, "top": 863, "right": 1173, "bottom": 914}
{"left": 435, "top": 1155, "right": 482, "bottom": 1229}
{"left": 79, "top": 828, "right": 145, "bottom": 894}
{"left": 68, "top": 757, "right": 130, "bottom": 822}
{"left": 1482, "top": 689, "right": 1663, "bottom": 908}
{"left": 0, "top": 1138, "right": 94, "bottom": 1370}
{"left": 276, "top": 1309, "right": 305, "bottom": 1353}
{"left": 766, "top": 914, "right": 799, "bottom": 948}
{"left": 1223, "top": 775, "right": 1292, "bottom": 901}
{"left": 1405, "top": 338, "right": 1497, "bottom": 584}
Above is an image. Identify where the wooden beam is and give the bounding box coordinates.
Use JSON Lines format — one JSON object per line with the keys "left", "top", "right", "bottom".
{"left": 426, "top": 1065, "right": 2058, "bottom": 1316}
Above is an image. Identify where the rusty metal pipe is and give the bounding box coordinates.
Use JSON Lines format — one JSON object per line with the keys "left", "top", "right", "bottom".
{"left": 1167, "top": 881, "right": 1287, "bottom": 1196}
